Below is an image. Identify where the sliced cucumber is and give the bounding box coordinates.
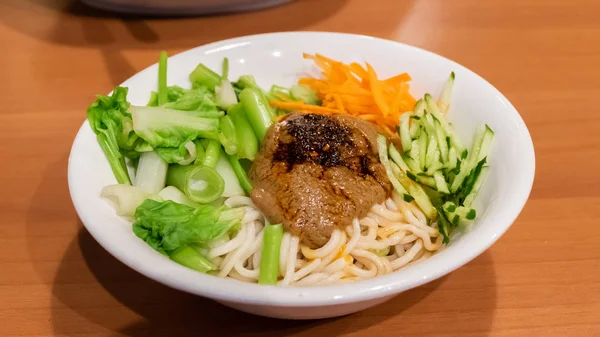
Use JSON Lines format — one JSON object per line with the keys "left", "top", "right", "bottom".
{"left": 399, "top": 112, "right": 413, "bottom": 152}
{"left": 389, "top": 144, "right": 409, "bottom": 172}
{"left": 477, "top": 124, "right": 494, "bottom": 162}
{"left": 463, "top": 166, "right": 489, "bottom": 207}
{"left": 446, "top": 147, "right": 458, "bottom": 170}
{"left": 403, "top": 154, "right": 421, "bottom": 173}
{"left": 397, "top": 173, "right": 436, "bottom": 219}
{"left": 434, "top": 118, "right": 449, "bottom": 162}
{"left": 425, "top": 132, "right": 438, "bottom": 170}
{"left": 377, "top": 135, "right": 409, "bottom": 195}
{"left": 424, "top": 93, "right": 465, "bottom": 154}
{"left": 418, "top": 129, "right": 428, "bottom": 170}
{"left": 433, "top": 171, "right": 450, "bottom": 194}
{"left": 438, "top": 72, "right": 455, "bottom": 114}
{"left": 408, "top": 139, "right": 420, "bottom": 167}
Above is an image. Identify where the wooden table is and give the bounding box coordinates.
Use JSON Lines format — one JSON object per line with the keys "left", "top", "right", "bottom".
{"left": 1, "top": 0, "right": 599, "bottom": 336}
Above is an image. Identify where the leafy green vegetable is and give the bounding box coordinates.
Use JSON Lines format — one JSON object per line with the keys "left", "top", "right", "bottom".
{"left": 189, "top": 64, "right": 221, "bottom": 92}
{"left": 132, "top": 199, "right": 244, "bottom": 253}
{"left": 164, "top": 87, "right": 221, "bottom": 113}
{"left": 155, "top": 141, "right": 196, "bottom": 165}
{"left": 87, "top": 86, "right": 134, "bottom": 184}
{"left": 131, "top": 106, "right": 220, "bottom": 148}
{"left": 147, "top": 85, "right": 186, "bottom": 106}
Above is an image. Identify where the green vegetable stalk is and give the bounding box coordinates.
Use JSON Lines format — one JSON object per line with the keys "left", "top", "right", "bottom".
{"left": 258, "top": 224, "right": 283, "bottom": 285}
{"left": 218, "top": 115, "right": 238, "bottom": 155}
{"left": 202, "top": 139, "right": 221, "bottom": 168}
{"left": 239, "top": 88, "right": 275, "bottom": 143}
{"left": 227, "top": 103, "right": 259, "bottom": 160}
{"left": 226, "top": 154, "right": 253, "bottom": 194}
{"left": 167, "top": 164, "right": 225, "bottom": 203}
{"left": 158, "top": 51, "right": 168, "bottom": 106}
{"left": 189, "top": 64, "right": 222, "bottom": 92}
{"left": 169, "top": 245, "right": 216, "bottom": 273}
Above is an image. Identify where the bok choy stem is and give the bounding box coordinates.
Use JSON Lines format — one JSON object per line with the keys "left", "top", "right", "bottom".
{"left": 158, "top": 51, "right": 168, "bottom": 106}
{"left": 166, "top": 164, "right": 224, "bottom": 203}
{"left": 134, "top": 151, "right": 168, "bottom": 194}
{"left": 239, "top": 88, "right": 274, "bottom": 143}
{"left": 227, "top": 103, "right": 258, "bottom": 160}
{"left": 258, "top": 224, "right": 283, "bottom": 285}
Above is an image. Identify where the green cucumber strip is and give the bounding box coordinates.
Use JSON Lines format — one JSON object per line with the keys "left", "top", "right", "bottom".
{"left": 450, "top": 126, "right": 486, "bottom": 193}
{"left": 418, "top": 129, "right": 428, "bottom": 170}
{"left": 434, "top": 119, "right": 449, "bottom": 162}
{"left": 389, "top": 144, "right": 409, "bottom": 172}
{"left": 463, "top": 166, "right": 489, "bottom": 207}
{"left": 410, "top": 99, "right": 424, "bottom": 138}
{"left": 425, "top": 93, "right": 465, "bottom": 154}
{"left": 398, "top": 173, "right": 436, "bottom": 219}
{"left": 408, "top": 139, "right": 420, "bottom": 166}
{"left": 446, "top": 147, "right": 458, "bottom": 170}
{"left": 433, "top": 171, "right": 450, "bottom": 193}
{"left": 465, "top": 125, "right": 487, "bottom": 171}
{"left": 399, "top": 112, "right": 413, "bottom": 152}
{"left": 377, "top": 135, "right": 409, "bottom": 195}
{"left": 438, "top": 72, "right": 455, "bottom": 114}
{"left": 425, "top": 132, "right": 438, "bottom": 170}
{"left": 403, "top": 154, "right": 421, "bottom": 173}
{"left": 476, "top": 124, "right": 494, "bottom": 162}
{"left": 426, "top": 153, "right": 443, "bottom": 173}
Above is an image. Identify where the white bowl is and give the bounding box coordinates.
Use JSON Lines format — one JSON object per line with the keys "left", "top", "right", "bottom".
{"left": 68, "top": 32, "right": 535, "bottom": 319}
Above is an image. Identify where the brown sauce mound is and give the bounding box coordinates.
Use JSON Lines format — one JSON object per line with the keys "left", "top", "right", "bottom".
{"left": 249, "top": 113, "right": 392, "bottom": 248}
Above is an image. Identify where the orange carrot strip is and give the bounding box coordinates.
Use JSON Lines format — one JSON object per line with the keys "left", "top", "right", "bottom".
{"left": 349, "top": 62, "right": 369, "bottom": 80}
{"left": 270, "top": 101, "right": 340, "bottom": 113}
{"left": 333, "top": 94, "right": 346, "bottom": 113}
{"left": 384, "top": 73, "right": 412, "bottom": 86}
{"left": 366, "top": 63, "right": 390, "bottom": 116}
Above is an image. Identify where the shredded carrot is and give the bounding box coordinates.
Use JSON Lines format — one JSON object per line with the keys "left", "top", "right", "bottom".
{"left": 269, "top": 53, "right": 416, "bottom": 131}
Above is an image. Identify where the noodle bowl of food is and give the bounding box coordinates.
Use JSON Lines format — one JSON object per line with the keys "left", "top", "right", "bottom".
{"left": 68, "top": 32, "right": 535, "bottom": 319}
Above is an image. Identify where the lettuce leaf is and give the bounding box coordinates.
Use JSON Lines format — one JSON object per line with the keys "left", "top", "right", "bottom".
{"left": 87, "top": 86, "right": 134, "bottom": 184}
{"left": 132, "top": 199, "right": 244, "bottom": 253}
{"left": 131, "top": 106, "right": 220, "bottom": 148}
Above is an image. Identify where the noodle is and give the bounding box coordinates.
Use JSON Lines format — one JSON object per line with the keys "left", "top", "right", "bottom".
{"left": 211, "top": 193, "right": 443, "bottom": 286}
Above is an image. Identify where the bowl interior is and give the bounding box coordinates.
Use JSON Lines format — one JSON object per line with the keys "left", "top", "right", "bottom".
{"left": 68, "top": 32, "right": 534, "bottom": 306}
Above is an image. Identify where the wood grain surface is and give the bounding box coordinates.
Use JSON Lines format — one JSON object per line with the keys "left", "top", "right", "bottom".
{"left": 1, "top": 0, "right": 599, "bottom": 336}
